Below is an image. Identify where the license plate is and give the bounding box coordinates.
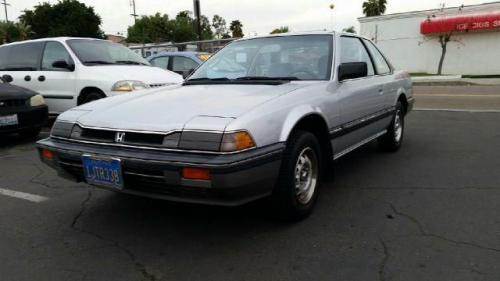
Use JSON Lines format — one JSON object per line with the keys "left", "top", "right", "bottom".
{"left": 82, "top": 156, "right": 123, "bottom": 189}
{"left": 0, "top": 114, "right": 18, "bottom": 127}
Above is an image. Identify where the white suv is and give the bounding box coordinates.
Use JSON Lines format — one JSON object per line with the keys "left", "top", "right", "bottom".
{"left": 0, "top": 37, "right": 183, "bottom": 114}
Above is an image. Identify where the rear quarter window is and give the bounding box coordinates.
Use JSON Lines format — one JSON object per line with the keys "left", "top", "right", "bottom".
{"left": 0, "top": 42, "right": 44, "bottom": 71}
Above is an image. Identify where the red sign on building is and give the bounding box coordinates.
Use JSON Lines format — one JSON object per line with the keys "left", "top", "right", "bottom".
{"left": 421, "top": 12, "right": 500, "bottom": 34}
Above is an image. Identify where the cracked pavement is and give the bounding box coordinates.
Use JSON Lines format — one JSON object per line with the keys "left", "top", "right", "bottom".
{"left": 0, "top": 110, "right": 499, "bottom": 281}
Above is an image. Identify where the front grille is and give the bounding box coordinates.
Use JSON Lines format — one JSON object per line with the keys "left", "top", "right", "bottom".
{"left": 149, "top": 83, "right": 169, "bottom": 88}
{"left": 77, "top": 127, "right": 175, "bottom": 147}
{"left": 0, "top": 99, "right": 27, "bottom": 108}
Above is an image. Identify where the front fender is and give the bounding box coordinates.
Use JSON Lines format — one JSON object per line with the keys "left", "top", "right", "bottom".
{"left": 279, "top": 105, "right": 329, "bottom": 142}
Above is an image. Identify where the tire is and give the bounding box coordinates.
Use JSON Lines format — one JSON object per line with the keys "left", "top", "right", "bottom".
{"left": 19, "top": 127, "right": 41, "bottom": 139}
{"left": 79, "top": 91, "right": 105, "bottom": 105}
{"left": 271, "top": 130, "right": 322, "bottom": 221}
{"left": 378, "top": 101, "right": 404, "bottom": 152}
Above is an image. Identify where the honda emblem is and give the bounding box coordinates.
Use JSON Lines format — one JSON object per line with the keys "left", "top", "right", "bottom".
{"left": 115, "top": 132, "right": 126, "bottom": 143}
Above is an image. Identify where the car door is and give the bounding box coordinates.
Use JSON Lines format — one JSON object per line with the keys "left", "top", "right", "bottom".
{"left": 335, "top": 36, "right": 385, "bottom": 153}
{"left": 0, "top": 42, "right": 44, "bottom": 93}
{"left": 171, "top": 56, "right": 199, "bottom": 77}
{"left": 36, "top": 41, "right": 78, "bottom": 114}
{"left": 362, "top": 39, "right": 397, "bottom": 110}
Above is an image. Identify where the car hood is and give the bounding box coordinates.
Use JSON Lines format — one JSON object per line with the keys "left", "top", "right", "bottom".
{"left": 71, "top": 83, "right": 308, "bottom": 132}
{"left": 83, "top": 65, "right": 183, "bottom": 85}
{"left": 0, "top": 83, "right": 38, "bottom": 100}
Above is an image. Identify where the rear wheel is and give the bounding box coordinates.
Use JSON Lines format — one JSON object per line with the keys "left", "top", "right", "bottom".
{"left": 271, "top": 130, "right": 322, "bottom": 221}
{"left": 378, "top": 101, "right": 404, "bottom": 152}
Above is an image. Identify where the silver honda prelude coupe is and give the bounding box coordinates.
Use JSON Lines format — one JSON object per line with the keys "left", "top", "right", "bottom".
{"left": 38, "top": 32, "right": 413, "bottom": 220}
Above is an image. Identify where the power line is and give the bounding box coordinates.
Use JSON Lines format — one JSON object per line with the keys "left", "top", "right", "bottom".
{"left": 1, "top": 0, "right": 10, "bottom": 22}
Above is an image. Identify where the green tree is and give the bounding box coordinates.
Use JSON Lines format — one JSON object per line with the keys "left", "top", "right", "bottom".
{"left": 212, "top": 15, "right": 229, "bottom": 39}
{"left": 20, "top": 0, "right": 104, "bottom": 38}
{"left": 200, "top": 15, "right": 214, "bottom": 40}
{"left": 362, "top": 0, "right": 387, "bottom": 17}
{"left": 342, "top": 26, "right": 356, "bottom": 34}
{"left": 270, "top": 26, "right": 289, "bottom": 34}
{"left": 0, "top": 21, "right": 33, "bottom": 43}
{"left": 171, "top": 10, "right": 198, "bottom": 42}
{"left": 229, "top": 20, "right": 244, "bottom": 38}
{"left": 127, "top": 13, "right": 172, "bottom": 43}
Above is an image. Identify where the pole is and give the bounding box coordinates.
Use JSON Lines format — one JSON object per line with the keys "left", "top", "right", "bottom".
{"left": 1, "top": 0, "right": 9, "bottom": 22}
{"left": 193, "top": 0, "right": 202, "bottom": 41}
{"left": 130, "top": 0, "right": 138, "bottom": 24}
{"left": 329, "top": 4, "right": 335, "bottom": 31}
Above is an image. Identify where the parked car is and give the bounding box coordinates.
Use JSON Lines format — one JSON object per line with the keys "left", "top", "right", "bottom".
{"left": 0, "top": 77, "right": 48, "bottom": 138}
{"left": 149, "top": 52, "right": 210, "bottom": 77}
{"left": 0, "top": 37, "right": 183, "bottom": 115}
{"left": 37, "top": 32, "right": 414, "bottom": 220}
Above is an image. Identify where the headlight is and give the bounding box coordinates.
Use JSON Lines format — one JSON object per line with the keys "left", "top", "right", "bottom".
{"left": 173, "top": 130, "right": 256, "bottom": 152}
{"left": 111, "top": 80, "right": 150, "bottom": 92}
{"left": 51, "top": 121, "right": 74, "bottom": 138}
{"left": 30, "top": 95, "right": 45, "bottom": 107}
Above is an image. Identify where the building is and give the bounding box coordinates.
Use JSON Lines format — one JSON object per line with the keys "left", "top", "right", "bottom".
{"left": 106, "top": 34, "right": 126, "bottom": 44}
{"left": 359, "top": 2, "right": 500, "bottom": 75}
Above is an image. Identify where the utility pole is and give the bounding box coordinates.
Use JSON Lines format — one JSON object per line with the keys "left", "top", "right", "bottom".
{"left": 193, "top": 0, "right": 202, "bottom": 41}
{"left": 1, "top": 0, "right": 9, "bottom": 22}
{"left": 130, "top": 0, "right": 138, "bottom": 24}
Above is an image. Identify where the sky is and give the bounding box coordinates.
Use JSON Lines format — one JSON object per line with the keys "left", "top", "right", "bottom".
{"left": 3, "top": 0, "right": 497, "bottom": 36}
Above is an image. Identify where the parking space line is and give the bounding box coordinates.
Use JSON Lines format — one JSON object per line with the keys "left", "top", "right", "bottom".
{"left": 0, "top": 188, "right": 48, "bottom": 203}
{"left": 414, "top": 108, "right": 500, "bottom": 113}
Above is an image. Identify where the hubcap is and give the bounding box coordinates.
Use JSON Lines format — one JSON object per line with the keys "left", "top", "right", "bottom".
{"left": 294, "top": 147, "right": 318, "bottom": 205}
{"left": 394, "top": 110, "right": 403, "bottom": 143}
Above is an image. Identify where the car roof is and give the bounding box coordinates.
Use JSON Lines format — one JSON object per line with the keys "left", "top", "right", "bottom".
{"left": 148, "top": 51, "right": 207, "bottom": 60}
{"left": 1, "top": 37, "right": 107, "bottom": 47}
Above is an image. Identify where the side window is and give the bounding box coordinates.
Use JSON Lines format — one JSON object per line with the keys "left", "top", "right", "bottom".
{"left": 363, "top": 40, "right": 391, "bottom": 75}
{"left": 172, "top": 57, "right": 198, "bottom": 74}
{"left": 42, "top": 42, "right": 73, "bottom": 71}
{"left": 151, "top": 56, "right": 169, "bottom": 70}
{"left": 339, "top": 37, "right": 374, "bottom": 76}
{"left": 0, "top": 42, "right": 44, "bottom": 71}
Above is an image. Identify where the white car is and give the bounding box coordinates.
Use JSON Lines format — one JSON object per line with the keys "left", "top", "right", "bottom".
{"left": 0, "top": 37, "right": 183, "bottom": 114}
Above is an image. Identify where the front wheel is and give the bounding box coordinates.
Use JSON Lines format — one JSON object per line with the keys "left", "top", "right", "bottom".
{"left": 271, "top": 130, "right": 322, "bottom": 221}
{"left": 378, "top": 101, "right": 404, "bottom": 152}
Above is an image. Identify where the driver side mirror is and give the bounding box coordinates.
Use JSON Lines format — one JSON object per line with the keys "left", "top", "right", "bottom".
{"left": 52, "top": 60, "right": 75, "bottom": 71}
{"left": 338, "top": 62, "right": 368, "bottom": 82}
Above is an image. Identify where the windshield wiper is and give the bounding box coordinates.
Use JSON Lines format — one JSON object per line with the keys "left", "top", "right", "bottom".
{"left": 115, "top": 60, "right": 148, "bottom": 66}
{"left": 187, "top": 77, "right": 230, "bottom": 81}
{"left": 236, "top": 76, "right": 300, "bottom": 81}
{"left": 183, "top": 77, "right": 231, "bottom": 85}
{"left": 83, "top": 60, "right": 114, "bottom": 65}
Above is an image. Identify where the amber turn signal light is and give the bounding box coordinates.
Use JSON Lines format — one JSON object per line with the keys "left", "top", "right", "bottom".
{"left": 41, "top": 148, "right": 54, "bottom": 161}
{"left": 220, "top": 131, "right": 256, "bottom": 152}
{"left": 182, "top": 167, "right": 211, "bottom": 181}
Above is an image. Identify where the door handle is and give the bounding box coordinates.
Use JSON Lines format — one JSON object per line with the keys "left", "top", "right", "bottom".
{"left": 24, "top": 75, "right": 31, "bottom": 82}
{"left": 38, "top": 75, "right": 46, "bottom": 82}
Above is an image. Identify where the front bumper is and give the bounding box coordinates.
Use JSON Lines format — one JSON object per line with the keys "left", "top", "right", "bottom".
{"left": 37, "top": 138, "right": 284, "bottom": 206}
{"left": 0, "top": 105, "right": 48, "bottom": 134}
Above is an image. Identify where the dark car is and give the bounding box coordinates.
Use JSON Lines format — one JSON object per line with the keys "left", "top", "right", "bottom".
{"left": 148, "top": 52, "right": 210, "bottom": 77}
{"left": 0, "top": 78, "right": 48, "bottom": 138}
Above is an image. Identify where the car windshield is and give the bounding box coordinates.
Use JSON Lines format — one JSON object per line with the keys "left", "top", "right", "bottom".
{"left": 67, "top": 39, "right": 149, "bottom": 66}
{"left": 188, "top": 35, "right": 333, "bottom": 82}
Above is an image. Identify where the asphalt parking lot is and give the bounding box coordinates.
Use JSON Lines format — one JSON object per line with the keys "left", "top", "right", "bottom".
{"left": 1, "top": 86, "right": 499, "bottom": 281}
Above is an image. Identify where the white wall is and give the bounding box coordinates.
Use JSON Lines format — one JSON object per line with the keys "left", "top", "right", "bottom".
{"left": 359, "top": 3, "right": 500, "bottom": 75}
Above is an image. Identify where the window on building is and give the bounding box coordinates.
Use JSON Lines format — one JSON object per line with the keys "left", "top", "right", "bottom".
{"left": 363, "top": 39, "right": 391, "bottom": 75}
{"left": 339, "top": 36, "right": 374, "bottom": 76}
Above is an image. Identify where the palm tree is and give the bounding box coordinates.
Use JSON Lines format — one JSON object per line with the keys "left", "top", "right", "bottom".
{"left": 362, "top": 0, "right": 387, "bottom": 17}
{"left": 229, "top": 20, "right": 244, "bottom": 38}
